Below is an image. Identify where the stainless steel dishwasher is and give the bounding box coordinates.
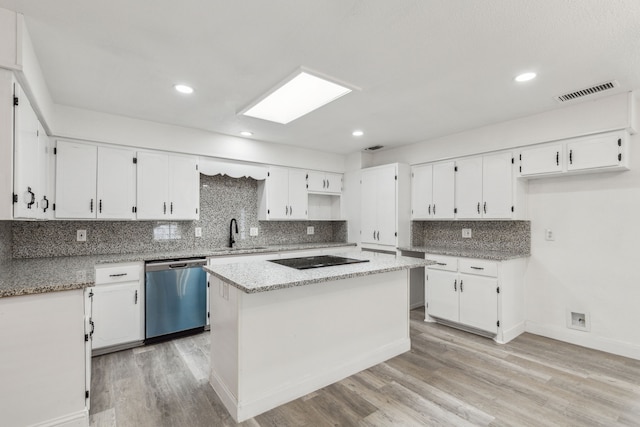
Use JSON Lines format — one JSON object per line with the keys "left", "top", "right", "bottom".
{"left": 145, "top": 258, "right": 207, "bottom": 341}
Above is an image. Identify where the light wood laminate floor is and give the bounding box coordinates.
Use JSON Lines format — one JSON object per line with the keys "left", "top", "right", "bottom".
{"left": 90, "top": 308, "right": 640, "bottom": 426}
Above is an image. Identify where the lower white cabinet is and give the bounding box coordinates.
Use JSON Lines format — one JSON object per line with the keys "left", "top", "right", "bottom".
{"left": 92, "top": 262, "right": 144, "bottom": 353}
{"left": 425, "top": 253, "right": 526, "bottom": 343}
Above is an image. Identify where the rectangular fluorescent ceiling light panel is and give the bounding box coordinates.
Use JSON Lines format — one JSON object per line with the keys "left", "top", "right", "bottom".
{"left": 241, "top": 71, "right": 352, "bottom": 124}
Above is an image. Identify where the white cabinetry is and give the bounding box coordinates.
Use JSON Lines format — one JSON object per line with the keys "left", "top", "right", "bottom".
{"left": 92, "top": 263, "right": 144, "bottom": 354}
{"left": 307, "top": 171, "right": 342, "bottom": 194}
{"left": 136, "top": 151, "right": 200, "bottom": 220}
{"left": 56, "top": 141, "right": 137, "bottom": 219}
{"left": 425, "top": 254, "right": 526, "bottom": 343}
{"left": 518, "top": 130, "right": 629, "bottom": 178}
{"left": 258, "top": 167, "right": 308, "bottom": 220}
{"left": 0, "top": 8, "right": 20, "bottom": 70}
{"left": 361, "top": 163, "right": 410, "bottom": 249}
{"left": 411, "top": 162, "right": 455, "bottom": 220}
{"left": 455, "top": 152, "right": 516, "bottom": 219}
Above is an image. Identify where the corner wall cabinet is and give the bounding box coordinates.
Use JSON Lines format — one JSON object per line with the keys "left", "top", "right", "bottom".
{"left": 360, "top": 163, "right": 410, "bottom": 249}
{"left": 518, "top": 130, "right": 629, "bottom": 178}
{"left": 258, "top": 166, "right": 308, "bottom": 220}
{"left": 136, "top": 151, "right": 200, "bottom": 220}
{"left": 425, "top": 253, "right": 526, "bottom": 344}
{"left": 307, "top": 171, "right": 342, "bottom": 194}
{"left": 55, "top": 141, "right": 137, "bottom": 220}
{"left": 92, "top": 262, "right": 144, "bottom": 354}
{"left": 411, "top": 161, "right": 455, "bottom": 220}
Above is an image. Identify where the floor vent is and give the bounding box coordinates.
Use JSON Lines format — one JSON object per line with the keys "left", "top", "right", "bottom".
{"left": 364, "top": 145, "right": 384, "bottom": 151}
{"left": 554, "top": 80, "right": 619, "bottom": 103}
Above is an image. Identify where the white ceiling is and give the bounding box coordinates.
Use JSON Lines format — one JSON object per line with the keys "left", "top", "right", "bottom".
{"left": 1, "top": 0, "right": 639, "bottom": 155}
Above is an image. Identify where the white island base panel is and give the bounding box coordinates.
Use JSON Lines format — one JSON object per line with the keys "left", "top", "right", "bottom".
{"left": 209, "top": 269, "right": 410, "bottom": 422}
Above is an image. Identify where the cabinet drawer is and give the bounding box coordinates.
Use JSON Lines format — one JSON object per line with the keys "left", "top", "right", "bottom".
{"left": 459, "top": 258, "right": 498, "bottom": 277}
{"left": 95, "top": 263, "right": 142, "bottom": 284}
{"left": 425, "top": 254, "right": 458, "bottom": 272}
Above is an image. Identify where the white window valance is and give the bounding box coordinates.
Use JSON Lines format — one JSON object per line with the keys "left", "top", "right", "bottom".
{"left": 198, "top": 157, "right": 268, "bottom": 180}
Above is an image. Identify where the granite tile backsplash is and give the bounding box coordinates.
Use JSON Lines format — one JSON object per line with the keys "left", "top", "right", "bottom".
{"left": 0, "top": 221, "right": 11, "bottom": 261}
{"left": 412, "top": 220, "right": 530, "bottom": 254}
{"left": 12, "top": 174, "right": 347, "bottom": 259}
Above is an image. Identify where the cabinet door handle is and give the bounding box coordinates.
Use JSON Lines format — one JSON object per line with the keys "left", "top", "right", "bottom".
{"left": 428, "top": 204, "right": 431, "bottom": 215}
{"left": 323, "top": 179, "right": 326, "bottom": 188}
{"left": 163, "top": 202, "right": 167, "bottom": 214}
{"left": 433, "top": 204, "right": 436, "bottom": 215}
{"left": 569, "top": 149, "right": 573, "bottom": 164}
{"left": 89, "top": 319, "right": 95, "bottom": 339}
{"left": 286, "top": 205, "right": 289, "bottom": 215}
{"left": 477, "top": 202, "right": 480, "bottom": 214}
{"left": 90, "top": 198, "right": 94, "bottom": 213}
{"left": 556, "top": 151, "right": 559, "bottom": 166}
{"left": 460, "top": 280, "right": 464, "bottom": 292}
{"left": 26, "top": 187, "right": 35, "bottom": 209}
{"left": 373, "top": 231, "right": 376, "bottom": 240}
{"left": 327, "top": 179, "right": 330, "bottom": 189}
{"left": 470, "top": 266, "right": 484, "bottom": 270}
{"left": 454, "top": 279, "right": 457, "bottom": 292}
{"left": 109, "top": 273, "right": 128, "bottom": 277}
{"left": 42, "top": 196, "right": 49, "bottom": 213}
{"left": 436, "top": 262, "right": 447, "bottom": 266}
{"left": 170, "top": 202, "right": 173, "bottom": 214}
{"left": 134, "top": 289, "right": 138, "bottom": 305}
{"left": 290, "top": 206, "right": 293, "bottom": 215}
{"left": 483, "top": 202, "right": 487, "bottom": 214}
{"left": 377, "top": 231, "right": 380, "bottom": 240}
{"left": 99, "top": 199, "right": 102, "bottom": 213}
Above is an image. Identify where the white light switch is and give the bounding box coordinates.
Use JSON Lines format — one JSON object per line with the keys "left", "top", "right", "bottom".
{"left": 195, "top": 227, "right": 202, "bottom": 237}
{"left": 545, "top": 229, "right": 554, "bottom": 241}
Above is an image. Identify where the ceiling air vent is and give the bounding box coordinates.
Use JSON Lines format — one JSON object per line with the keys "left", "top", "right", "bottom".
{"left": 364, "top": 145, "right": 384, "bottom": 151}
{"left": 554, "top": 80, "right": 619, "bottom": 103}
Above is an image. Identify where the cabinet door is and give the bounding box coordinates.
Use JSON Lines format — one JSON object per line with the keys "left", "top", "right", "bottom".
{"left": 136, "top": 152, "right": 169, "bottom": 219}
{"left": 458, "top": 274, "right": 498, "bottom": 333}
{"left": 324, "top": 173, "right": 342, "bottom": 194}
{"left": 411, "top": 164, "right": 433, "bottom": 219}
{"left": 520, "top": 144, "right": 563, "bottom": 176}
{"left": 13, "top": 86, "right": 41, "bottom": 219}
{"left": 97, "top": 146, "right": 136, "bottom": 219}
{"left": 43, "top": 135, "right": 56, "bottom": 220}
{"left": 432, "top": 161, "right": 455, "bottom": 219}
{"left": 376, "top": 165, "right": 397, "bottom": 246}
{"left": 91, "top": 282, "right": 143, "bottom": 349}
{"left": 169, "top": 155, "right": 199, "bottom": 220}
{"left": 287, "top": 168, "right": 308, "bottom": 219}
{"left": 265, "top": 167, "right": 290, "bottom": 219}
{"left": 567, "top": 133, "right": 622, "bottom": 171}
{"left": 306, "top": 171, "right": 325, "bottom": 192}
{"left": 360, "top": 169, "right": 378, "bottom": 244}
{"left": 455, "top": 157, "right": 482, "bottom": 219}
{"left": 426, "top": 269, "right": 458, "bottom": 323}
{"left": 482, "top": 152, "right": 513, "bottom": 219}
{"left": 55, "top": 141, "right": 98, "bottom": 219}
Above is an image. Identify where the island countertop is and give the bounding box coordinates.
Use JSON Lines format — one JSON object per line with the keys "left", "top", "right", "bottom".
{"left": 204, "top": 250, "right": 431, "bottom": 293}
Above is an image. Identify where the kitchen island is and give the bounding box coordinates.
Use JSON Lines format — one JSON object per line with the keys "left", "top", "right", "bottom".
{"left": 204, "top": 250, "right": 429, "bottom": 422}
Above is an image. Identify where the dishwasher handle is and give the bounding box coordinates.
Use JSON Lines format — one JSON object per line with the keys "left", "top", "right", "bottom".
{"left": 145, "top": 258, "right": 206, "bottom": 272}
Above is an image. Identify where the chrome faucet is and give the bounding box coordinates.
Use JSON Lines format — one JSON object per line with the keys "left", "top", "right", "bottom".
{"left": 229, "top": 218, "right": 238, "bottom": 248}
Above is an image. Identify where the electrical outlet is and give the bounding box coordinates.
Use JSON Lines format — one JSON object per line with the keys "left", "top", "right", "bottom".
{"left": 76, "top": 230, "right": 87, "bottom": 242}
{"left": 194, "top": 227, "right": 202, "bottom": 237}
{"left": 307, "top": 226, "right": 314, "bottom": 235}
{"left": 545, "top": 229, "right": 554, "bottom": 241}
{"left": 462, "top": 228, "right": 472, "bottom": 238}
{"left": 250, "top": 227, "right": 259, "bottom": 237}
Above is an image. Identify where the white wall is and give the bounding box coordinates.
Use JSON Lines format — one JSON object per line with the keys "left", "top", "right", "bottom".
{"left": 373, "top": 92, "right": 640, "bottom": 360}
{"left": 51, "top": 105, "right": 346, "bottom": 173}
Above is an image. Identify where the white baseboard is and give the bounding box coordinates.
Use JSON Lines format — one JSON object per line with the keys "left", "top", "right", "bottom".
{"left": 29, "top": 409, "right": 89, "bottom": 427}
{"left": 525, "top": 321, "right": 640, "bottom": 361}
{"left": 496, "top": 321, "right": 526, "bottom": 344}
{"left": 211, "top": 338, "right": 411, "bottom": 422}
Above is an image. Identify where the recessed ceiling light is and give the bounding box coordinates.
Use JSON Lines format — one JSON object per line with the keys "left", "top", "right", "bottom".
{"left": 240, "top": 131, "right": 253, "bottom": 137}
{"left": 240, "top": 70, "right": 353, "bottom": 124}
{"left": 515, "top": 72, "right": 537, "bottom": 82}
{"left": 174, "top": 84, "right": 194, "bottom": 94}
{"left": 352, "top": 130, "right": 364, "bottom": 137}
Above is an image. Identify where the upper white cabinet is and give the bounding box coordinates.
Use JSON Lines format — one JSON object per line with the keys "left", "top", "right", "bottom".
{"left": 360, "top": 163, "right": 410, "bottom": 249}
{"left": 136, "top": 151, "right": 199, "bottom": 220}
{"left": 411, "top": 161, "right": 455, "bottom": 220}
{"left": 258, "top": 167, "right": 308, "bottom": 220}
{"left": 456, "top": 152, "right": 515, "bottom": 219}
{"left": 518, "top": 130, "right": 629, "bottom": 178}
{"left": 56, "top": 141, "right": 136, "bottom": 220}
{"left": 307, "top": 171, "right": 342, "bottom": 194}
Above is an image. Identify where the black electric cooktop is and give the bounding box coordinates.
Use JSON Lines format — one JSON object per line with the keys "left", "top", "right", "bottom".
{"left": 269, "top": 255, "right": 369, "bottom": 270}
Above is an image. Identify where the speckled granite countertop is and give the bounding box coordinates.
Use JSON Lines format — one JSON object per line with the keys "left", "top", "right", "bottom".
{"left": 0, "top": 242, "right": 356, "bottom": 298}
{"left": 205, "top": 250, "right": 431, "bottom": 294}
{"left": 398, "top": 246, "right": 529, "bottom": 260}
